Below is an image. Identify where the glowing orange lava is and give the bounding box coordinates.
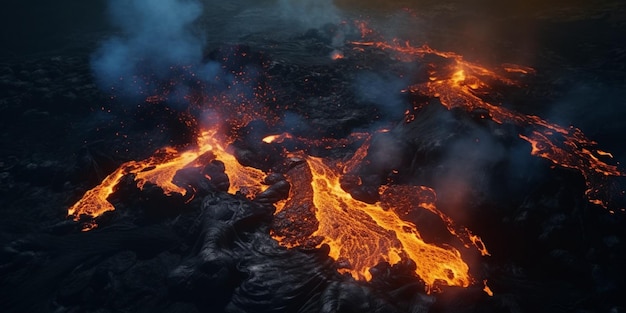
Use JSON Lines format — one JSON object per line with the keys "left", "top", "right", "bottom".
{"left": 262, "top": 132, "right": 294, "bottom": 144}
{"left": 351, "top": 39, "right": 625, "bottom": 209}
{"left": 271, "top": 142, "right": 488, "bottom": 292}
{"left": 68, "top": 128, "right": 266, "bottom": 230}
{"left": 308, "top": 156, "right": 474, "bottom": 288}
{"left": 330, "top": 50, "right": 345, "bottom": 60}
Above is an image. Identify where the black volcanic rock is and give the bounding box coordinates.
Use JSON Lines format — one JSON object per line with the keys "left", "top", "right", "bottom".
{"left": 255, "top": 179, "right": 290, "bottom": 204}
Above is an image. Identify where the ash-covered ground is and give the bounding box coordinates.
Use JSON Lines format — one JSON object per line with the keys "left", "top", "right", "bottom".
{"left": 1, "top": 1, "right": 626, "bottom": 312}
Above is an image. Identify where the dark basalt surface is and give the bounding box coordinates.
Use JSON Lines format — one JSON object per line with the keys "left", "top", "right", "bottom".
{"left": 2, "top": 2, "right": 626, "bottom": 312}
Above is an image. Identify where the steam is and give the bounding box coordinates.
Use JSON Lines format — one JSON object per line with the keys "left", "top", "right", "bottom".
{"left": 355, "top": 72, "right": 409, "bottom": 120}
{"left": 546, "top": 81, "right": 626, "bottom": 164}
{"left": 91, "top": 0, "right": 205, "bottom": 99}
{"left": 91, "top": 0, "right": 347, "bottom": 100}
{"left": 430, "top": 125, "right": 506, "bottom": 214}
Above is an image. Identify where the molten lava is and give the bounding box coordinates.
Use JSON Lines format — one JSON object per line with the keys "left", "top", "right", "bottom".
{"left": 281, "top": 156, "right": 478, "bottom": 289}
{"left": 262, "top": 132, "right": 294, "bottom": 144}
{"left": 271, "top": 132, "right": 489, "bottom": 292}
{"left": 68, "top": 128, "right": 266, "bottom": 230}
{"left": 351, "top": 39, "right": 625, "bottom": 209}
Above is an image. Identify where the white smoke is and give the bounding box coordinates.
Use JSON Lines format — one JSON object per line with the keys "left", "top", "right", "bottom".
{"left": 355, "top": 72, "right": 409, "bottom": 120}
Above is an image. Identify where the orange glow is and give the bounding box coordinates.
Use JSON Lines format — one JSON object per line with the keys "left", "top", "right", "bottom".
{"left": 450, "top": 70, "right": 466, "bottom": 86}
{"left": 273, "top": 155, "right": 482, "bottom": 291}
{"left": 68, "top": 128, "right": 266, "bottom": 228}
{"left": 330, "top": 50, "right": 345, "bottom": 60}
{"left": 134, "top": 146, "right": 207, "bottom": 197}
{"left": 262, "top": 132, "right": 294, "bottom": 144}
{"left": 355, "top": 20, "right": 374, "bottom": 38}
{"left": 67, "top": 146, "right": 210, "bottom": 224}
{"left": 263, "top": 134, "right": 281, "bottom": 144}
{"left": 351, "top": 39, "right": 624, "bottom": 209}
{"left": 483, "top": 280, "right": 494, "bottom": 296}
{"left": 502, "top": 63, "right": 536, "bottom": 75}
{"left": 67, "top": 166, "right": 129, "bottom": 226}
{"left": 212, "top": 140, "right": 267, "bottom": 198}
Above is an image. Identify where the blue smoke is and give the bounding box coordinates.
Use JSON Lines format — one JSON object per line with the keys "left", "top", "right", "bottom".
{"left": 91, "top": 0, "right": 205, "bottom": 99}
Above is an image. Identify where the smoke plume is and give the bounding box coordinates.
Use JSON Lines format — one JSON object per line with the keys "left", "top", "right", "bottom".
{"left": 91, "top": 0, "right": 205, "bottom": 99}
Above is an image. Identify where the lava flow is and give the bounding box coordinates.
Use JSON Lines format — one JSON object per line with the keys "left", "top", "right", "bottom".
{"left": 68, "top": 128, "right": 266, "bottom": 230}
{"left": 350, "top": 38, "right": 625, "bottom": 210}
{"left": 69, "top": 124, "right": 489, "bottom": 291}
{"left": 272, "top": 154, "right": 488, "bottom": 290}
